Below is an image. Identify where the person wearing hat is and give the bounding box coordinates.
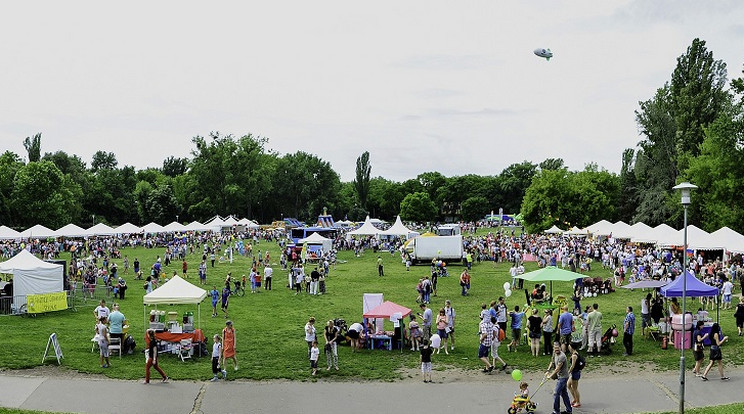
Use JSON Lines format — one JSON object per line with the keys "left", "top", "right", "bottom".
{"left": 222, "top": 320, "right": 238, "bottom": 371}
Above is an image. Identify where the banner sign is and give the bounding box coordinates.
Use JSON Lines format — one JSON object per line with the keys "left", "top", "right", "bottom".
{"left": 27, "top": 292, "right": 67, "bottom": 314}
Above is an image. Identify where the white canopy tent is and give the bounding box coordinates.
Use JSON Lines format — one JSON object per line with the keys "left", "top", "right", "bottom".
{"left": 609, "top": 221, "right": 634, "bottom": 239}
{"left": 299, "top": 232, "right": 333, "bottom": 256}
{"left": 163, "top": 221, "right": 187, "bottom": 233}
{"left": 378, "top": 216, "right": 419, "bottom": 239}
{"left": 142, "top": 222, "right": 166, "bottom": 234}
{"left": 142, "top": 275, "right": 207, "bottom": 332}
{"left": 686, "top": 225, "right": 723, "bottom": 251}
{"left": 543, "top": 225, "right": 564, "bottom": 234}
{"left": 629, "top": 222, "right": 656, "bottom": 243}
{"left": 85, "top": 223, "right": 117, "bottom": 236}
{"left": 55, "top": 223, "right": 87, "bottom": 238}
{"left": 347, "top": 216, "right": 381, "bottom": 237}
{"left": 0, "top": 249, "right": 64, "bottom": 310}
{"left": 710, "top": 227, "right": 744, "bottom": 254}
{"left": 114, "top": 222, "right": 143, "bottom": 234}
{"left": 564, "top": 226, "right": 587, "bottom": 236}
{"left": 237, "top": 218, "right": 260, "bottom": 229}
{"left": 0, "top": 225, "right": 22, "bottom": 240}
{"left": 584, "top": 220, "right": 614, "bottom": 236}
{"left": 19, "top": 224, "right": 56, "bottom": 239}
{"left": 184, "top": 221, "right": 210, "bottom": 232}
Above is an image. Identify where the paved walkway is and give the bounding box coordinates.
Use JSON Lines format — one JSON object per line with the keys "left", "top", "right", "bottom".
{"left": 1, "top": 368, "right": 742, "bottom": 414}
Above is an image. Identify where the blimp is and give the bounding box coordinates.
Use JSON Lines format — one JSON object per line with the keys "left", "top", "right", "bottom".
{"left": 534, "top": 48, "right": 553, "bottom": 61}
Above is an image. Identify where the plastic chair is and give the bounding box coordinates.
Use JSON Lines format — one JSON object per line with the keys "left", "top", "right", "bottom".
{"left": 91, "top": 335, "right": 101, "bottom": 352}
{"left": 179, "top": 339, "right": 193, "bottom": 361}
{"left": 108, "top": 337, "right": 122, "bottom": 359}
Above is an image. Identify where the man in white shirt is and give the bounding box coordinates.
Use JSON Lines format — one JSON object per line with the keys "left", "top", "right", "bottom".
{"left": 722, "top": 278, "right": 734, "bottom": 309}
{"left": 263, "top": 265, "right": 273, "bottom": 290}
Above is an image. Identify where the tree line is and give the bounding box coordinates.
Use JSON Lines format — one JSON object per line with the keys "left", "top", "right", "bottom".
{"left": 1, "top": 39, "right": 742, "bottom": 234}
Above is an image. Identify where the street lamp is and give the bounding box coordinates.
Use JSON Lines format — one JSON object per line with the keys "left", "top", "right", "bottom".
{"left": 672, "top": 181, "right": 697, "bottom": 414}
{"left": 176, "top": 215, "right": 179, "bottom": 223}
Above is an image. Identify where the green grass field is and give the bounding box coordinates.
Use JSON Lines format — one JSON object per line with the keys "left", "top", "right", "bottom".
{"left": 1, "top": 233, "right": 742, "bottom": 383}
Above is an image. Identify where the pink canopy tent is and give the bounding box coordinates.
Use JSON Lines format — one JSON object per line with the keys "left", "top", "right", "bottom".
{"left": 362, "top": 301, "right": 412, "bottom": 319}
{"left": 362, "top": 301, "right": 411, "bottom": 352}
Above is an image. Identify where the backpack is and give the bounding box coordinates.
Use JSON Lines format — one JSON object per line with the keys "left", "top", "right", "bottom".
{"left": 576, "top": 353, "right": 586, "bottom": 371}
{"left": 497, "top": 325, "right": 506, "bottom": 342}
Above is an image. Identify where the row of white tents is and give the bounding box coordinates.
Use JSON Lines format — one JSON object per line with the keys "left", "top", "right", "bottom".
{"left": 346, "top": 216, "right": 420, "bottom": 239}
{"left": 0, "top": 216, "right": 260, "bottom": 241}
{"left": 545, "top": 220, "right": 744, "bottom": 254}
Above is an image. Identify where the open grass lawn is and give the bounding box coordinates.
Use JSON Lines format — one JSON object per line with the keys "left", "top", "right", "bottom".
{"left": 2, "top": 232, "right": 743, "bottom": 382}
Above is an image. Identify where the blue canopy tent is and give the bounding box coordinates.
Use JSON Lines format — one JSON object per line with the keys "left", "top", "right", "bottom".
{"left": 660, "top": 271, "right": 720, "bottom": 322}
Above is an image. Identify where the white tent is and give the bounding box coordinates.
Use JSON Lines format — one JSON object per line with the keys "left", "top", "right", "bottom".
{"left": 85, "top": 223, "right": 117, "bottom": 236}
{"left": 710, "top": 227, "right": 744, "bottom": 254}
{"left": 19, "top": 224, "right": 56, "bottom": 239}
{"left": 564, "top": 226, "right": 587, "bottom": 236}
{"left": 629, "top": 222, "right": 656, "bottom": 243}
{"left": 55, "top": 223, "right": 87, "bottom": 238}
{"left": 584, "top": 220, "right": 614, "bottom": 236}
{"left": 237, "top": 218, "right": 260, "bottom": 229}
{"left": 204, "top": 216, "right": 226, "bottom": 232}
{"left": 142, "top": 222, "right": 166, "bottom": 234}
{"left": 379, "top": 216, "right": 419, "bottom": 239}
{"left": 222, "top": 216, "right": 239, "bottom": 226}
{"left": 686, "top": 225, "right": 723, "bottom": 251}
{"left": 543, "top": 225, "right": 564, "bottom": 234}
{"left": 0, "top": 249, "right": 64, "bottom": 310}
{"left": 347, "top": 216, "right": 381, "bottom": 236}
{"left": 163, "top": 221, "right": 187, "bottom": 232}
{"left": 654, "top": 224, "right": 681, "bottom": 247}
{"left": 115, "top": 222, "right": 143, "bottom": 234}
{"left": 0, "top": 225, "right": 21, "bottom": 240}
{"left": 299, "top": 232, "right": 333, "bottom": 254}
{"left": 610, "top": 221, "right": 634, "bottom": 239}
{"left": 143, "top": 275, "right": 207, "bottom": 331}
{"left": 184, "top": 221, "right": 210, "bottom": 232}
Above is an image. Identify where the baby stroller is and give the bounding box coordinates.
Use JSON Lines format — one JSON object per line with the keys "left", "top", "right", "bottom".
{"left": 600, "top": 324, "right": 618, "bottom": 355}
{"left": 508, "top": 377, "right": 548, "bottom": 414}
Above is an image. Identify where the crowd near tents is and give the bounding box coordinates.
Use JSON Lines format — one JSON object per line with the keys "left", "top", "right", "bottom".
{"left": 545, "top": 220, "right": 744, "bottom": 257}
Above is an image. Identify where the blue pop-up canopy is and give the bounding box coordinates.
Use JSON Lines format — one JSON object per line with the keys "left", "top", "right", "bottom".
{"left": 660, "top": 271, "right": 718, "bottom": 298}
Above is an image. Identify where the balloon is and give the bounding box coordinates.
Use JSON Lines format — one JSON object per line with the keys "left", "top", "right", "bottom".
{"left": 503, "top": 282, "right": 511, "bottom": 291}
{"left": 505, "top": 289, "right": 512, "bottom": 298}
{"left": 512, "top": 369, "right": 523, "bottom": 381}
{"left": 430, "top": 334, "right": 441, "bottom": 349}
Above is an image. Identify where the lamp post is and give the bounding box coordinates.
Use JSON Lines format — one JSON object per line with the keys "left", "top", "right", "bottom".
{"left": 672, "top": 181, "right": 697, "bottom": 414}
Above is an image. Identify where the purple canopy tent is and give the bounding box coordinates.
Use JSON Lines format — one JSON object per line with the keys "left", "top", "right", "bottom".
{"left": 660, "top": 271, "right": 720, "bottom": 322}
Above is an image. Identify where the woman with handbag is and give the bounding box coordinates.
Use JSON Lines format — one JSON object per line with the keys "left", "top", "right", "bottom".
{"left": 701, "top": 323, "right": 729, "bottom": 381}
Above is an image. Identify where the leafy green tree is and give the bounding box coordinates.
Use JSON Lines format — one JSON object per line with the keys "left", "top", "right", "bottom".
{"left": 500, "top": 161, "right": 537, "bottom": 213}
{"left": 11, "top": 161, "right": 81, "bottom": 228}
{"left": 269, "top": 151, "right": 340, "bottom": 220}
{"left": 189, "top": 132, "right": 271, "bottom": 220}
{"left": 521, "top": 168, "right": 620, "bottom": 233}
{"left": 400, "top": 192, "right": 437, "bottom": 222}
{"left": 353, "top": 151, "right": 371, "bottom": 210}
{"left": 687, "top": 107, "right": 744, "bottom": 232}
{"left": 539, "top": 158, "right": 565, "bottom": 171}
{"left": 0, "top": 151, "right": 24, "bottom": 225}
{"left": 23, "top": 133, "right": 42, "bottom": 162}
{"left": 460, "top": 196, "right": 490, "bottom": 222}
{"left": 162, "top": 156, "right": 189, "bottom": 178}
{"left": 91, "top": 151, "right": 118, "bottom": 172}
{"left": 633, "top": 38, "right": 728, "bottom": 225}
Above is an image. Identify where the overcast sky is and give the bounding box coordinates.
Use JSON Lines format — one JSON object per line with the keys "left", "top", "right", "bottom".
{"left": 1, "top": 1, "right": 743, "bottom": 182}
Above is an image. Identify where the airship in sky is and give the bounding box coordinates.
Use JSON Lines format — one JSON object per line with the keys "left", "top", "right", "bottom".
{"left": 534, "top": 48, "right": 553, "bottom": 61}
